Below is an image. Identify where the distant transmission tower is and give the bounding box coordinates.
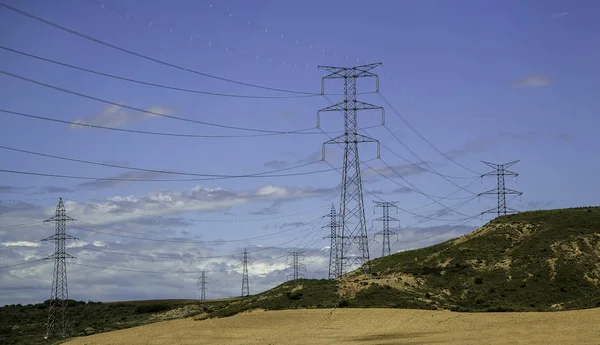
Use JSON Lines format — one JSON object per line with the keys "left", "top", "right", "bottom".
{"left": 197, "top": 271, "right": 207, "bottom": 300}
{"left": 373, "top": 201, "right": 400, "bottom": 257}
{"left": 241, "top": 248, "right": 250, "bottom": 297}
{"left": 323, "top": 204, "right": 339, "bottom": 279}
{"left": 317, "top": 63, "right": 384, "bottom": 276}
{"left": 287, "top": 251, "right": 305, "bottom": 280}
{"left": 478, "top": 160, "right": 523, "bottom": 217}
{"left": 42, "top": 198, "right": 76, "bottom": 339}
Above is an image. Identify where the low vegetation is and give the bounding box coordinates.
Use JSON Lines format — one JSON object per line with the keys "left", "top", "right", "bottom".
{"left": 0, "top": 299, "right": 236, "bottom": 345}
{"left": 207, "top": 206, "right": 600, "bottom": 317}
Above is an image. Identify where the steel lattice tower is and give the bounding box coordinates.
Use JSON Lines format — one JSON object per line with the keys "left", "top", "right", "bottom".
{"left": 317, "top": 63, "right": 383, "bottom": 276}
{"left": 287, "top": 251, "right": 305, "bottom": 280}
{"left": 323, "top": 204, "right": 339, "bottom": 279}
{"left": 197, "top": 271, "right": 207, "bottom": 300}
{"left": 42, "top": 197, "right": 76, "bottom": 339}
{"left": 478, "top": 160, "right": 523, "bottom": 217}
{"left": 241, "top": 248, "right": 250, "bottom": 297}
{"left": 373, "top": 201, "right": 400, "bottom": 257}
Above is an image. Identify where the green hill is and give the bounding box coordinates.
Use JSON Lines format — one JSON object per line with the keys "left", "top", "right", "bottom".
{"left": 208, "top": 206, "right": 600, "bottom": 317}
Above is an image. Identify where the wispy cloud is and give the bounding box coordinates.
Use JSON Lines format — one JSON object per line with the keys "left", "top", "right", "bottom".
{"left": 250, "top": 201, "right": 282, "bottom": 215}
{"left": 551, "top": 12, "right": 569, "bottom": 18}
{"left": 446, "top": 132, "right": 536, "bottom": 158}
{"left": 263, "top": 160, "right": 289, "bottom": 169}
{"left": 511, "top": 75, "right": 551, "bottom": 88}
{"left": 76, "top": 171, "right": 169, "bottom": 190}
{"left": 68, "top": 104, "right": 174, "bottom": 129}
{"left": 1, "top": 241, "right": 41, "bottom": 248}
{"left": 0, "top": 186, "right": 32, "bottom": 194}
{"left": 31, "top": 186, "right": 74, "bottom": 195}
{"left": 558, "top": 133, "right": 573, "bottom": 142}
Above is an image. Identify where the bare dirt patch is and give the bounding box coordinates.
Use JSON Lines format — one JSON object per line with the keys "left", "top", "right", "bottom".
{"left": 338, "top": 273, "right": 422, "bottom": 298}
{"left": 64, "top": 307, "right": 600, "bottom": 345}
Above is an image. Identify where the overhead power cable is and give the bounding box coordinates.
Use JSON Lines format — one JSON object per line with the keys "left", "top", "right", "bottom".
{"left": 0, "top": 164, "right": 338, "bottom": 182}
{"left": 362, "top": 125, "right": 479, "bottom": 195}
{"left": 0, "top": 108, "right": 382, "bottom": 139}
{"left": 0, "top": 45, "right": 317, "bottom": 100}
{"left": 0, "top": 2, "right": 318, "bottom": 96}
{"left": 0, "top": 144, "right": 334, "bottom": 180}
{"left": 0, "top": 258, "right": 48, "bottom": 271}
{"left": 0, "top": 221, "right": 44, "bottom": 230}
{"left": 0, "top": 70, "right": 317, "bottom": 135}
{"left": 376, "top": 135, "right": 476, "bottom": 180}
{"left": 378, "top": 93, "right": 482, "bottom": 175}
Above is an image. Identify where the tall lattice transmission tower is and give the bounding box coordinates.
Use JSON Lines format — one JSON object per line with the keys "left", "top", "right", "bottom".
{"left": 197, "top": 271, "right": 207, "bottom": 300}
{"left": 287, "top": 251, "right": 305, "bottom": 280}
{"left": 478, "top": 160, "right": 523, "bottom": 217}
{"left": 317, "top": 63, "right": 383, "bottom": 276}
{"left": 241, "top": 248, "right": 250, "bottom": 297}
{"left": 42, "top": 197, "right": 76, "bottom": 339}
{"left": 373, "top": 201, "right": 400, "bottom": 257}
{"left": 323, "top": 204, "right": 339, "bottom": 279}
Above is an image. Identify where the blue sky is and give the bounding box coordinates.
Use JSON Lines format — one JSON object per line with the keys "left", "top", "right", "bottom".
{"left": 0, "top": 0, "right": 598, "bottom": 305}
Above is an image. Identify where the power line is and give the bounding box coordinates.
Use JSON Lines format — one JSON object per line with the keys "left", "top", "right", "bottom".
{"left": 0, "top": 165, "right": 338, "bottom": 182}
{"left": 0, "top": 2, "right": 318, "bottom": 96}
{"left": 376, "top": 126, "right": 480, "bottom": 194}
{"left": 316, "top": 103, "right": 480, "bottom": 223}
{"left": 0, "top": 258, "right": 48, "bottom": 271}
{"left": 368, "top": 158, "right": 475, "bottom": 219}
{"left": 0, "top": 45, "right": 317, "bottom": 100}
{"left": 0, "top": 144, "right": 335, "bottom": 180}
{"left": 379, "top": 126, "right": 479, "bottom": 181}
{"left": 0, "top": 108, "right": 310, "bottom": 139}
{"left": 378, "top": 93, "right": 482, "bottom": 176}
{"left": 0, "top": 70, "right": 318, "bottom": 134}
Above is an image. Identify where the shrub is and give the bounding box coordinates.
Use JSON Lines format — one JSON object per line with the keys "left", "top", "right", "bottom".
{"left": 135, "top": 304, "right": 171, "bottom": 314}
{"left": 474, "top": 277, "right": 483, "bottom": 285}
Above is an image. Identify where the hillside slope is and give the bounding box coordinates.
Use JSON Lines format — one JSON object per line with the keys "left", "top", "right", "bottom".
{"left": 209, "top": 206, "right": 600, "bottom": 316}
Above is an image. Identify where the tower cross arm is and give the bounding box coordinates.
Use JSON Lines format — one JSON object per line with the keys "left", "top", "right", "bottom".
{"left": 43, "top": 215, "right": 76, "bottom": 223}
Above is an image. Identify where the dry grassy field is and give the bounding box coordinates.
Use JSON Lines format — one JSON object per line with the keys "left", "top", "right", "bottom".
{"left": 64, "top": 307, "right": 600, "bottom": 345}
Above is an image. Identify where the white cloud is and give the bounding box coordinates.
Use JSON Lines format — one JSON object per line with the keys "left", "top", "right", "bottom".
{"left": 1, "top": 241, "right": 41, "bottom": 248}
{"left": 68, "top": 104, "right": 173, "bottom": 129}
{"left": 551, "top": 12, "right": 569, "bottom": 18}
{"left": 61, "top": 183, "right": 335, "bottom": 226}
{"left": 512, "top": 75, "right": 551, "bottom": 88}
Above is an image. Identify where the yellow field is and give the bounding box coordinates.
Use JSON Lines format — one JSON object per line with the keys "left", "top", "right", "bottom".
{"left": 64, "top": 307, "right": 600, "bottom": 345}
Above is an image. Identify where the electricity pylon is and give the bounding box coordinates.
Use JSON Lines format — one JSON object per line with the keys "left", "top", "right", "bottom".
{"left": 42, "top": 198, "right": 76, "bottom": 339}
{"left": 197, "top": 271, "right": 207, "bottom": 300}
{"left": 478, "top": 160, "right": 523, "bottom": 216}
{"left": 241, "top": 248, "right": 249, "bottom": 297}
{"left": 317, "top": 63, "right": 384, "bottom": 276}
{"left": 286, "top": 251, "right": 305, "bottom": 280}
{"left": 373, "top": 201, "right": 400, "bottom": 257}
{"left": 323, "top": 204, "right": 339, "bottom": 279}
